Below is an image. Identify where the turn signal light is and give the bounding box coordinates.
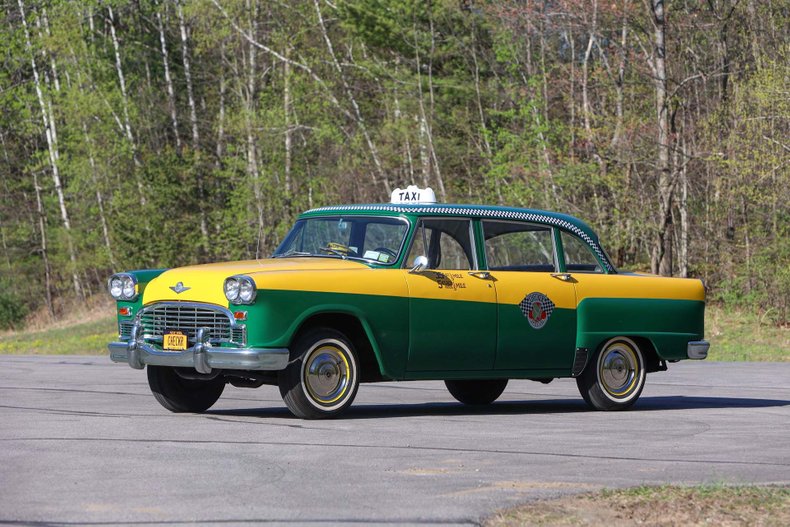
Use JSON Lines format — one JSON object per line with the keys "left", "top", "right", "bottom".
{"left": 118, "top": 307, "right": 132, "bottom": 317}
{"left": 234, "top": 311, "right": 247, "bottom": 321}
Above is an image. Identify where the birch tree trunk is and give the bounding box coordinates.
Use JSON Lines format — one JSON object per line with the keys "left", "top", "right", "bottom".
{"left": 18, "top": 0, "right": 82, "bottom": 299}
{"left": 83, "top": 123, "right": 116, "bottom": 268}
{"left": 176, "top": 0, "right": 209, "bottom": 249}
{"left": 33, "top": 171, "right": 55, "bottom": 318}
{"left": 283, "top": 48, "right": 292, "bottom": 201}
{"left": 156, "top": 1, "right": 181, "bottom": 150}
{"left": 313, "top": 0, "right": 390, "bottom": 196}
{"left": 107, "top": 5, "right": 148, "bottom": 213}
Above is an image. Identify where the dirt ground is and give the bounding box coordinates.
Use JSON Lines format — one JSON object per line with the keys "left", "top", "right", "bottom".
{"left": 485, "top": 485, "right": 790, "bottom": 527}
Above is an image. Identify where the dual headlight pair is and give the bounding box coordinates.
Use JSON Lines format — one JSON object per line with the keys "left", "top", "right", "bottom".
{"left": 108, "top": 274, "right": 137, "bottom": 301}
{"left": 223, "top": 276, "right": 256, "bottom": 304}
{"left": 108, "top": 273, "right": 256, "bottom": 305}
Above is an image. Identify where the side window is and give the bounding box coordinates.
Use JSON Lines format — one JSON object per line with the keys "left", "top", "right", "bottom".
{"left": 406, "top": 218, "right": 475, "bottom": 270}
{"left": 360, "top": 221, "right": 408, "bottom": 264}
{"left": 483, "top": 221, "right": 556, "bottom": 272}
{"left": 561, "top": 231, "right": 603, "bottom": 273}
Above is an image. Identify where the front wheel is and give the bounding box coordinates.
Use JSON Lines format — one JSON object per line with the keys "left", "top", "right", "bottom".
{"left": 278, "top": 328, "right": 360, "bottom": 419}
{"left": 445, "top": 379, "right": 508, "bottom": 405}
{"left": 576, "top": 337, "right": 646, "bottom": 411}
{"left": 147, "top": 366, "right": 225, "bottom": 413}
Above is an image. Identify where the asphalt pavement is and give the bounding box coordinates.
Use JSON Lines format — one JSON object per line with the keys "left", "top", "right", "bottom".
{"left": 1, "top": 355, "right": 788, "bottom": 526}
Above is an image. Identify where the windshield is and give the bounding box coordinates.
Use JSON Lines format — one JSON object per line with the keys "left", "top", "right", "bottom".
{"left": 273, "top": 216, "right": 409, "bottom": 265}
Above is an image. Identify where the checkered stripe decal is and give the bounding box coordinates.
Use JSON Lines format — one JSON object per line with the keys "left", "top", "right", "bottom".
{"left": 306, "top": 204, "right": 614, "bottom": 272}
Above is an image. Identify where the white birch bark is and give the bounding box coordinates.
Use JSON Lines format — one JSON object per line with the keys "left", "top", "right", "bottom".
{"left": 18, "top": 0, "right": 82, "bottom": 299}
{"left": 313, "top": 0, "right": 390, "bottom": 195}
{"left": 176, "top": 0, "right": 209, "bottom": 248}
{"left": 33, "top": 171, "right": 55, "bottom": 318}
{"left": 155, "top": 1, "right": 181, "bottom": 149}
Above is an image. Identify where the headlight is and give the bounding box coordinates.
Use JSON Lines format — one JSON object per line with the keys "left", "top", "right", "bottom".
{"left": 224, "top": 275, "right": 256, "bottom": 304}
{"left": 108, "top": 273, "right": 138, "bottom": 301}
{"left": 224, "top": 278, "right": 240, "bottom": 302}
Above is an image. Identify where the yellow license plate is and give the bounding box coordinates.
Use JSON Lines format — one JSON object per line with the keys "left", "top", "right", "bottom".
{"left": 163, "top": 332, "right": 187, "bottom": 351}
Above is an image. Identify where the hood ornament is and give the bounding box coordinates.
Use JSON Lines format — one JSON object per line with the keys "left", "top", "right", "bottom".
{"left": 170, "top": 282, "right": 191, "bottom": 294}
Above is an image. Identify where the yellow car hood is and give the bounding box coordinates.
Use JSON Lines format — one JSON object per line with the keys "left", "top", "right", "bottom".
{"left": 142, "top": 258, "right": 368, "bottom": 306}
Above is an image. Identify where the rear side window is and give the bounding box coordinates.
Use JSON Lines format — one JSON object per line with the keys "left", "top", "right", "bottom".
{"left": 561, "top": 231, "right": 603, "bottom": 273}
{"left": 483, "top": 221, "right": 556, "bottom": 272}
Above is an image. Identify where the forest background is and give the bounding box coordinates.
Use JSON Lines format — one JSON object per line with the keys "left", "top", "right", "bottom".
{"left": 0, "top": 0, "right": 787, "bottom": 330}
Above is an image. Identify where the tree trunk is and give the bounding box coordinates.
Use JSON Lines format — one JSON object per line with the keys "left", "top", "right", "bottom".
{"left": 155, "top": 1, "right": 181, "bottom": 150}
{"left": 18, "top": 0, "right": 82, "bottom": 299}
{"left": 283, "top": 47, "right": 292, "bottom": 202}
{"left": 83, "top": 123, "right": 116, "bottom": 269}
{"left": 32, "top": 171, "right": 55, "bottom": 318}
{"left": 107, "top": 5, "right": 148, "bottom": 212}
{"left": 176, "top": 0, "right": 209, "bottom": 251}
{"left": 313, "top": 0, "right": 390, "bottom": 197}
{"left": 648, "top": 0, "right": 673, "bottom": 276}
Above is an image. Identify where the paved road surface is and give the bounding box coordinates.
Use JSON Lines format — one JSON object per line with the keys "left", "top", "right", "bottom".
{"left": 1, "top": 356, "right": 788, "bottom": 526}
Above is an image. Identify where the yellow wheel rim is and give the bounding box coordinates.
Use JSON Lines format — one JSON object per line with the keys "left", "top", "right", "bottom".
{"left": 303, "top": 342, "right": 351, "bottom": 406}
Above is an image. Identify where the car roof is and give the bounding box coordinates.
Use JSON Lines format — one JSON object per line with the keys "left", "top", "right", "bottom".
{"left": 301, "top": 203, "right": 596, "bottom": 239}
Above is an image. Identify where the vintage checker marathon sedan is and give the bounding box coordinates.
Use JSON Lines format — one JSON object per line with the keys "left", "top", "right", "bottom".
{"left": 108, "top": 186, "right": 709, "bottom": 418}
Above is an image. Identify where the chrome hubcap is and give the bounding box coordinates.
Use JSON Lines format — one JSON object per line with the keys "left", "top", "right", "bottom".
{"left": 599, "top": 345, "right": 637, "bottom": 397}
{"left": 304, "top": 345, "right": 349, "bottom": 404}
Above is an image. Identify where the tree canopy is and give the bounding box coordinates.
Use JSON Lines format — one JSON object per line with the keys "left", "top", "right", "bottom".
{"left": 1, "top": 0, "right": 787, "bottom": 327}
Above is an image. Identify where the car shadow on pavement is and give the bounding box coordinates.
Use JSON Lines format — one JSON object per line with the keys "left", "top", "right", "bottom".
{"left": 635, "top": 395, "right": 790, "bottom": 411}
{"left": 207, "top": 395, "right": 790, "bottom": 420}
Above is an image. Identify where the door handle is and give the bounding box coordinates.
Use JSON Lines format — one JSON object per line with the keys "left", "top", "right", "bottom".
{"left": 551, "top": 273, "right": 572, "bottom": 281}
{"left": 468, "top": 271, "right": 491, "bottom": 280}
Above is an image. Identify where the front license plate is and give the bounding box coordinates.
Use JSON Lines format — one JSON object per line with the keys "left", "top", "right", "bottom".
{"left": 163, "top": 332, "right": 187, "bottom": 351}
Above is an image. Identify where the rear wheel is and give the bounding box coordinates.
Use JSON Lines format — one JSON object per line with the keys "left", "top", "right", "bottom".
{"left": 576, "top": 337, "right": 646, "bottom": 411}
{"left": 147, "top": 366, "right": 225, "bottom": 413}
{"left": 278, "top": 328, "right": 359, "bottom": 419}
{"left": 445, "top": 379, "right": 508, "bottom": 405}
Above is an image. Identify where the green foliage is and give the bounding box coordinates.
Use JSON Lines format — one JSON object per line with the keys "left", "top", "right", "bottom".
{"left": 0, "top": 281, "right": 27, "bottom": 330}
{"left": 0, "top": 0, "right": 787, "bottom": 327}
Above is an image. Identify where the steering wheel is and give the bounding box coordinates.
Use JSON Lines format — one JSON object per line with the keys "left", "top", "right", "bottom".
{"left": 374, "top": 247, "right": 398, "bottom": 260}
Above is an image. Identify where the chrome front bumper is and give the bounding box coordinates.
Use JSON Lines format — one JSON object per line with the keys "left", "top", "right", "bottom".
{"left": 687, "top": 340, "right": 710, "bottom": 360}
{"left": 109, "top": 325, "right": 289, "bottom": 374}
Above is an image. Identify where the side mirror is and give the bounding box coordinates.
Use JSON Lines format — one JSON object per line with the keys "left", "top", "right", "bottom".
{"left": 409, "top": 255, "right": 429, "bottom": 274}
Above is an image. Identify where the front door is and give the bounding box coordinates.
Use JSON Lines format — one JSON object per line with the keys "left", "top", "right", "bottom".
{"left": 404, "top": 218, "right": 497, "bottom": 372}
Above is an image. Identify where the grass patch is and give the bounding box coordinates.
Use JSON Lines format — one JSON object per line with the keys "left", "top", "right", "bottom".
{"left": 0, "top": 316, "right": 116, "bottom": 355}
{"left": 486, "top": 485, "right": 790, "bottom": 526}
{"left": 707, "top": 305, "right": 789, "bottom": 361}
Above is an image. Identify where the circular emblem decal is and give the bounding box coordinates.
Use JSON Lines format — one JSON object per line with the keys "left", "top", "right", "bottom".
{"left": 519, "top": 292, "right": 556, "bottom": 330}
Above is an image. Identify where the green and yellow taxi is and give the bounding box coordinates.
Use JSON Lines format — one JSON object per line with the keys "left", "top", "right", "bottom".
{"left": 108, "top": 186, "right": 709, "bottom": 418}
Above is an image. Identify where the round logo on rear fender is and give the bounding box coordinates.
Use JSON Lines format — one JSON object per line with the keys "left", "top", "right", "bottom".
{"left": 519, "top": 292, "right": 555, "bottom": 330}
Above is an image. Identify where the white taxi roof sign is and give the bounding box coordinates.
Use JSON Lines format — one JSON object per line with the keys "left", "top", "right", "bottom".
{"left": 391, "top": 185, "right": 437, "bottom": 205}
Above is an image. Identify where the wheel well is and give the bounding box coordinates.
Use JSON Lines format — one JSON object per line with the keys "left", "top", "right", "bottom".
{"left": 626, "top": 336, "right": 664, "bottom": 373}
{"left": 294, "top": 313, "right": 384, "bottom": 382}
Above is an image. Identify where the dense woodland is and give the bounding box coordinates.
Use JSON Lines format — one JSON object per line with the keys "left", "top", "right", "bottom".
{"left": 0, "top": 0, "right": 787, "bottom": 328}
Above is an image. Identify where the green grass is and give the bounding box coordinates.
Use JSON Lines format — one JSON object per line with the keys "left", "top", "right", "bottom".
{"left": 0, "top": 316, "right": 116, "bottom": 355}
{"left": 486, "top": 485, "right": 790, "bottom": 526}
{"left": 707, "top": 305, "right": 789, "bottom": 361}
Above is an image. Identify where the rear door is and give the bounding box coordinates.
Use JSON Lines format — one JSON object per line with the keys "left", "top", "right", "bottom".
{"left": 482, "top": 220, "right": 577, "bottom": 371}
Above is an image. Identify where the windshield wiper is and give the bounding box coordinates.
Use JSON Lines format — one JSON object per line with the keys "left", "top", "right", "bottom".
{"left": 273, "top": 250, "right": 312, "bottom": 258}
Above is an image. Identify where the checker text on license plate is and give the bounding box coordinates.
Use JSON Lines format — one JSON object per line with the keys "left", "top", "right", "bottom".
{"left": 163, "top": 332, "right": 187, "bottom": 351}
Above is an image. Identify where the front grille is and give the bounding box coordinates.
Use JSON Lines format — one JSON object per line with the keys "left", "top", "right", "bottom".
{"left": 139, "top": 303, "right": 243, "bottom": 345}
{"left": 119, "top": 320, "right": 135, "bottom": 340}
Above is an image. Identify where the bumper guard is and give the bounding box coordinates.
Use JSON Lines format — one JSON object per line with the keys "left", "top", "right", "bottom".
{"left": 687, "top": 340, "right": 710, "bottom": 360}
{"left": 109, "top": 323, "right": 289, "bottom": 374}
